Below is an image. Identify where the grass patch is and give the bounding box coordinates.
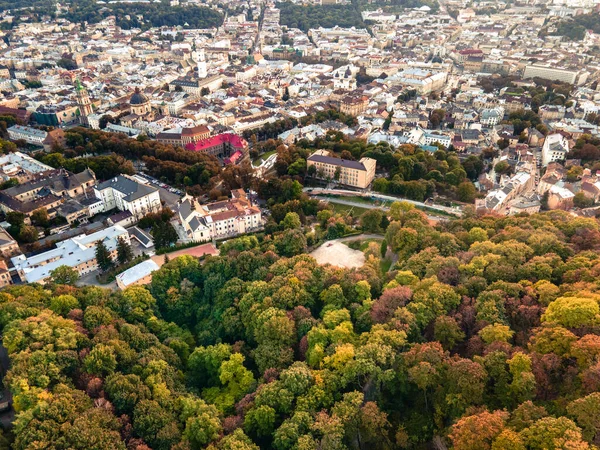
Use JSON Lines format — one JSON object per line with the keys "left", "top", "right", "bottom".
{"left": 380, "top": 258, "right": 393, "bottom": 273}
{"left": 252, "top": 150, "right": 276, "bottom": 165}
{"left": 345, "top": 238, "right": 382, "bottom": 251}
{"left": 331, "top": 202, "right": 370, "bottom": 217}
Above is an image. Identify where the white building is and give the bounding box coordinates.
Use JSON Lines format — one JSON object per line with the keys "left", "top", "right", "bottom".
{"left": 178, "top": 190, "right": 262, "bottom": 242}
{"left": 404, "top": 126, "right": 452, "bottom": 148}
{"left": 7, "top": 125, "right": 47, "bottom": 145}
{"left": 116, "top": 259, "right": 159, "bottom": 290}
{"left": 94, "top": 175, "right": 161, "bottom": 219}
{"left": 480, "top": 107, "right": 505, "bottom": 127}
{"left": 0, "top": 151, "right": 53, "bottom": 182}
{"left": 523, "top": 65, "right": 579, "bottom": 85}
{"left": 11, "top": 225, "right": 129, "bottom": 284}
{"left": 541, "top": 133, "right": 569, "bottom": 167}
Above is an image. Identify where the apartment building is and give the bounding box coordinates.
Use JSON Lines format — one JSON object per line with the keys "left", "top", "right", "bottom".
{"left": 307, "top": 150, "right": 377, "bottom": 189}
{"left": 0, "top": 228, "right": 19, "bottom": 257}
{"left": 11, "top": 225, "right": 129, "bottom": 284}
{"left": 94, "top": 175, "right": 161, "bottom": 219}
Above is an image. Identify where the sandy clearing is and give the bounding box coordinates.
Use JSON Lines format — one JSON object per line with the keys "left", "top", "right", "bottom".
{"left": 309, "top": 241, "right": 365, "bottom": 269}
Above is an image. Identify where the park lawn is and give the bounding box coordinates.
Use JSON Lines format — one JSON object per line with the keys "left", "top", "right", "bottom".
{"left": 345, "top": 238, "right": 383, "bottom": 251}
{"left": 252, "top": 150, "right": 276, "bottom": 165}
{"left": 380, "top": 258, "right": 393, "bottom": 273}
{"left": 331, "top": 202, "right": 371, "bottom": 217}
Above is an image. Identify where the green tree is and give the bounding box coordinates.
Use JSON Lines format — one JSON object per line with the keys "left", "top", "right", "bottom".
{"left": 19, "top": 225, "right": 38, "bottom": 243}
{"left": 116, "top": 237, "right": 133, "bottom": 264}
{"left": 457, "top": 181, "right": 477, "bottom": 203}
{"left": 152, "top": 221, "right": 179, "bottom": 249}
{"left": 49, "top": 265, "right": 80, "bottom": 285}
{"left": 274, "top": 229, "right": 307, "bottom": 257}
{"left": 574, "top": 192, "right": 594, "bottom": 209}
{"left": 360, "top": 209, "right": 384, "bottom": 233}
{"left": 31, "top": 208, "right": 50, "bottom": 227}
{"left": 542, "top": 295, "right": 600, "bottom": 328}
{"left": 281, "top": 212, "right": 301, "bottom": 230}
{"left": 49, "top": 294, "right": 79, "bottom": 316}
{"left": 83, "top": 344, "right": 117, "bottom": 376}
{"left": 133, "top": 399, "right": 181, "bottom": 450}
{"left": 95, "top": 241, "right": 113, "bottom": 272}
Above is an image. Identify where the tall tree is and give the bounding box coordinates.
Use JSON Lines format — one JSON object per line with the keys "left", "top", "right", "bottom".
{"left": 116, "top": 237, "right": 133, "bottom": 264}
{"left": 95, "top": 240, "right": 113, "bottom": 272}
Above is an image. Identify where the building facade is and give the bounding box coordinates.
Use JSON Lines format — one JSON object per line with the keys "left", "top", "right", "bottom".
{"left": 94, "top": 175, "right": 161, "bottom": 220}
{"left": 178, "top": 190, "right": 262, "bottom": 242}
{"left": 307, "top": 150, "right": 377, "bottom": 189}
{"left": 11, "top": 225, "right": 130, "bottom": 284}
{"left": 541, "top": 133, "right": 569, "bottom": 167}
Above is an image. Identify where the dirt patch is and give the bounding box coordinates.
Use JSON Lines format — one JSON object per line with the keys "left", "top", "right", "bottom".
{"left": 310, "top": 241, "right": 365, "bottom": 269}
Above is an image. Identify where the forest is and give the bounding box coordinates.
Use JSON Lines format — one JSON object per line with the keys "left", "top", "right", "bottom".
{"left": 2, "top": 205, "right": 600, "bottom": 449}
{"left": 545, "top": 13, "right": 600, "bottom": 42}
{"left": 278, "top": 3, "right": 365, "bottom": 33}
{"left": 1, "top": 0, "right": 223, "bottom": 30}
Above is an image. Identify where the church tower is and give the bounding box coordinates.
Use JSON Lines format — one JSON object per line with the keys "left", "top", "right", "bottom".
{"left": 75, "top": 79, "right": 93, "bottom": 125}
{"left": 197, "top": 49, "right": 208, "bottom": 79}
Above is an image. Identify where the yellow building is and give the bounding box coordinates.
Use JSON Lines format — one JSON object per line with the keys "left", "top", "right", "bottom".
{"left": 307, "top": 150, "right": 376, "bottom": 189}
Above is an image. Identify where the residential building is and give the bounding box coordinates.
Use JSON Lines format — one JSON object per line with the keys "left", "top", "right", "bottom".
{"left": 93, "top": 175, "right": 161, "bottom": 220}
{"left": 11, "top": 225, "right": 129, "bottom": 284}
{"left": 340, "top": 95, "right": 369, "bottom": 116}
{"left": 0, "top": 227, "right": 19, "bottom": 257}
{"left": 480, "top": 107, "right": 504, "bottom": 127}
{"left": 547, "top": 185, "right": 575, "bottom": 210}
{"left": 7, "top": 125, "right": 46, "bottom": 146}
{"left": 541, "top": 133, "right": 569, "bottom": 167}
{"left": 0, "top": 168, "right": 96, "bottom": 218}
{"left": 0, "top": 260, "right": 12, "bottom": 288}
{"left": 307, "top": 150, "right": 377, "bottom": 189}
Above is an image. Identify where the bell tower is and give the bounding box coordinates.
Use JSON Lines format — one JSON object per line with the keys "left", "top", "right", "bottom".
{"left": 197, "top": 49, "right": 208, "bottom": 79}
{"left": 75, "top": 79, "right": 93, "bottom": 125}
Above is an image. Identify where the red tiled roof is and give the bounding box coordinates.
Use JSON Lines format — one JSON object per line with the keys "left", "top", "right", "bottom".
{"left": 459, "top": 49, "right": 484, "bottom": 55}
{"left": 185, "top": 133, "right": 247, "bottom": 152}
{"left": 225, "top": 150, "right": 243, "bottom": 165}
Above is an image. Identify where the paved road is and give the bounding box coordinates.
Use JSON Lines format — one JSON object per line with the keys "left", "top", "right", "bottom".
{"left": 306, "top": 188, "right": 463, "bottom": 217}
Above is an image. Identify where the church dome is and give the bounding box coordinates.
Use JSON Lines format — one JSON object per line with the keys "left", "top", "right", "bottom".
{"left": 130, "top": 87, "right": 149, "bottom": 105}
